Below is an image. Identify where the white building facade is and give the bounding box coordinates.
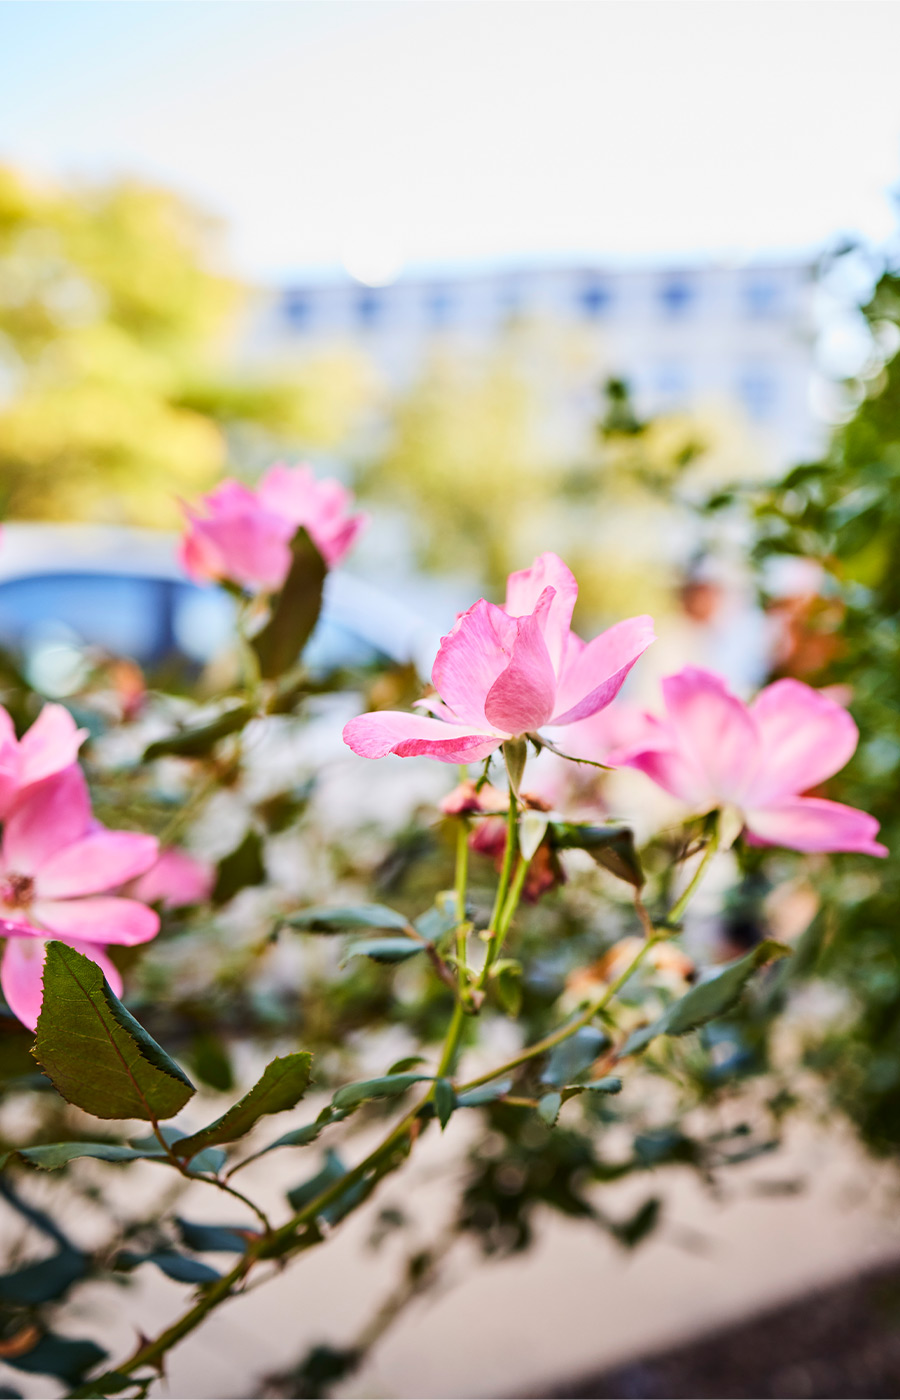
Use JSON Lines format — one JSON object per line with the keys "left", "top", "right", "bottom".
{"left": 248, "top": 260, "right": 821, "bottom": 468}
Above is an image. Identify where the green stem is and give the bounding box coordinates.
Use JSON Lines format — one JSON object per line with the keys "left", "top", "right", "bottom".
{"left": 668, "top": 823, "right": 720, "bottom": 924}
{"left": 478, "top": 790, "right": 521, "bottom": 988}
{"left": 454, "top": 817, "right": 469, "bottom": 979}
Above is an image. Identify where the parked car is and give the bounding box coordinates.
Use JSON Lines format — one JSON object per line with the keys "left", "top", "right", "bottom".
{"left": 0, "top": 524, "right": 437, "bottom": 693}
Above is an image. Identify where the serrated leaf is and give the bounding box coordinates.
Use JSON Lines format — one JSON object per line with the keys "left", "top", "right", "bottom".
{"left": 212, "top": 828, "right": 266, "bottom": 905}
{"left": 331, "top": 1073, "right": 430, "bottom": 1113}
{"left": 251, "top": 527, "right": 326, "bottom": 679}
{"left": 540, "top": 1025, "right": 609, "bottom": 1087}
{"left": 341, "top": 938, "right": 424, "bottom": 965}
{"left": 172, "top": 1052, "right": 312, "bottom": 1157}
{"left": 143, "top": 702, "right": 254, "bottom": 761}
{"left": 560, "top": 1076, "right": 622, "bottom": 1103}
{"left": 284, "top": 904, "right": 411, "bottom": 933}
{"left": 538, "top": 1091, "right": 563, "bottom": 1126}
{"left": 550, "top": 822, "right": 644, "bottom": 888}
{"left": 33, "top": 944, "right": 195, "bottom": 1122}
{"left": 621, "top": 940, "right": 791, "bottom": 1057}
{"left": 434, "top": 1078, "right": 456, "bottom": 1130}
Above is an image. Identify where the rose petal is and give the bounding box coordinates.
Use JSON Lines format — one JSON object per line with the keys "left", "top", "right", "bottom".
{"left": 484, "top": 591, "right": 558, "bottom": 734}
{"left": 38, "top": 832, "right": 159, "bottom": 899}
{"left": 1, "top": 937, "right": 47, "bottom": 1030}
{"left": 131, "top": 849, "right": 215, "bottom": 908}
{"left": 343, "top": 712, "right": 500, "bottom": 764}
{"left": 660, "top": 667, "right": 760, "bottom": 805}
{"left": 3, "top": 768, "right": 92, "bottom": 875}
{"left": 744, "top": 796, "right": 887, "bottom": 856}
{"left": 32, "top": 896, "right": 160, "bottom": 946}
{"left": 18, "top": 705, "right": 88, "bottom": 788}
{"left": 747, "top": 679, "right": 859, "bottom": 803}
{"left": 551, "top": 616, "right": 655, "bottom": 726}
{"left": 431, "top": 599, "right": 517, "bottom": 728}
{"left": 504, "top": 553, "right": 578, "bottom": 673}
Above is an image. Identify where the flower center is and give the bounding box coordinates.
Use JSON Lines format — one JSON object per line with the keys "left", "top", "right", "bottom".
{"left": 0, "top": 873, "right": 35, "bottom": 909}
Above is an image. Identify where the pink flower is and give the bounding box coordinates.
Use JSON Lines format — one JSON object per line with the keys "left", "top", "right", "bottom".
{"left": 618, "top": 667, "right": 887, "bottom": 856}
{"left": 0, "top": 704, "right": 87, "bottom": 819}
{"left": 180, "top": 465, "right": 365, "bottom": 592}
{"left": 0, "top": 768, "right": 160, "bottom": 1030}
{"left": 343, "top": 553, "right": 655, "bottom": 764}
{"left": 130, "top": 847, "right": 214, "bottom": 908}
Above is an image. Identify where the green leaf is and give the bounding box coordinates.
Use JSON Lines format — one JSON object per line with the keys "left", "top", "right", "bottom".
{"left": 0, "top": 1248, "right": 87, "bottom": 1305}
{"left": 284, "top": 904, "right": 411, "bottom": 933}
{"left": 4, "top": 1332, "right": 107, "bottom": 1384}
{"left": 331, "top": 1073, "right": 430, "bottom": 1113}
{"left": 434, "top": 1078, "right": 456, "bottom": 1130}
{"left": 286, "top": 1149, "right": 363, "bottom": 1223}
{"left": 387, "top": 1055, "right": 427, "bottom": 1075}
{"left": 143, "top": 702, "right": 254, "bottom": 761}
{"left": 609, "top": 1196, "right": 661, "bottom": 1248}
{"left": 550, "top": 822, "right": 644, "bottom": 888}
{"left": 341, "top": 938, "right": 424, "bottom": 965}
{"left": 540, "top": 1026, "right": 609, "bottom": 1087}
{"left": 456, "top": 1078, "right": 513, "bottom": 1107}
{"left": 538, "top": 1091, "right": 563, "bottom": 1126}
{"left": 0, "top": 1141, "right": 161, "bottom": 1171}
{"left": 621, "top": 940, "right": 791, "bottom": 1057}
{"left": 212, "top": 828, "right": 266, "bottom": 905}
{"left": 174, "top": 1218, "right": 255, "bottom": 1253}
{"left": 33, "top": 944, "right": 195, "bottom": 1122}
{"left": 493, "top": 962, "right": 522, "bottom": 1017}
{"left": 560, "top": 1076, "right": 623, "bottom": 1104}
{"left": 413, "top": 894, "right": 458, "bottom": 942}
{"left": 249, "top": 1105, "right": 345, "bottom": 1162}
{"left": 251, "top": 527, "right": 326, "bottom": 679}
{"left": 172, "top": 1052, "right": 312, "bottom": 1158}
{"left": 115, "top": 1250, "right": 221, "bottom": 1285}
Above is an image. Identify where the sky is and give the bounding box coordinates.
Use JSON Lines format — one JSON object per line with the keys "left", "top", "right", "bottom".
{"left": 2, "top": 0, "right": 900, "bottom": 283}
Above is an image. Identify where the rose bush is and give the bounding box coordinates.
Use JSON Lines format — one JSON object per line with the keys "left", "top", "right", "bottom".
{"left": 0, "top": 461, "right": 885, "bottom": 1397}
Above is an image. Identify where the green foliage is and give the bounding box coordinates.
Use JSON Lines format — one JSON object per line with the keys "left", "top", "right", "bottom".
{"left": 284, "top": 904, "right": 412, "bottom": 933}
{"left": 251, "top": 529, "right": 326, "bottom": 679}
{"left": 622, "top": 941, "right": 790, "bottom": 1057}
{"left": 549, "top": 822, "right": 644, "bottom": 887}
{"left": 212, "top": 828, "right": 266, "bottom": 905}
{"left": 172, "top": 1053, "right": 312, "bottom": 1157}
{"left": 33, "top": 943, "right": 195, "bottom": 1121}
{"left": 143, "top": 703, "right": 254, "bottom": 760}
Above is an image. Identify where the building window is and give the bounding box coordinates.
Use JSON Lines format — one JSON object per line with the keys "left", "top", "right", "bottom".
{"left": 426, "top": 286, "right": 455, "bottom": 326}
{"left": 743, "top": 277, "right": 781, "bottom": 318}
{"left": 579, "top": 280, "right": 611, "bottom": 318}
{"left": 658, "top": 277, "right": 695, "bottom": 317}
{"left": 356, "top": 290, "right": 385, "bottom": 328}
{"left": 738, "top": 369, "right": 778, "bottom": 421}
{"left": 283, "top": 289, "right": 311, "bottom": 330}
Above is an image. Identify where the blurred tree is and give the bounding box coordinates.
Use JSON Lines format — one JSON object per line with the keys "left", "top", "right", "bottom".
{"left": 0, "top": 166, "right": 372, "bottom": 526}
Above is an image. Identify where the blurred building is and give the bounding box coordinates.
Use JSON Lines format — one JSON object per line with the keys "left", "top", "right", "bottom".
{"left": 247, "top": 260, "right": 820, "bottom": 467}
